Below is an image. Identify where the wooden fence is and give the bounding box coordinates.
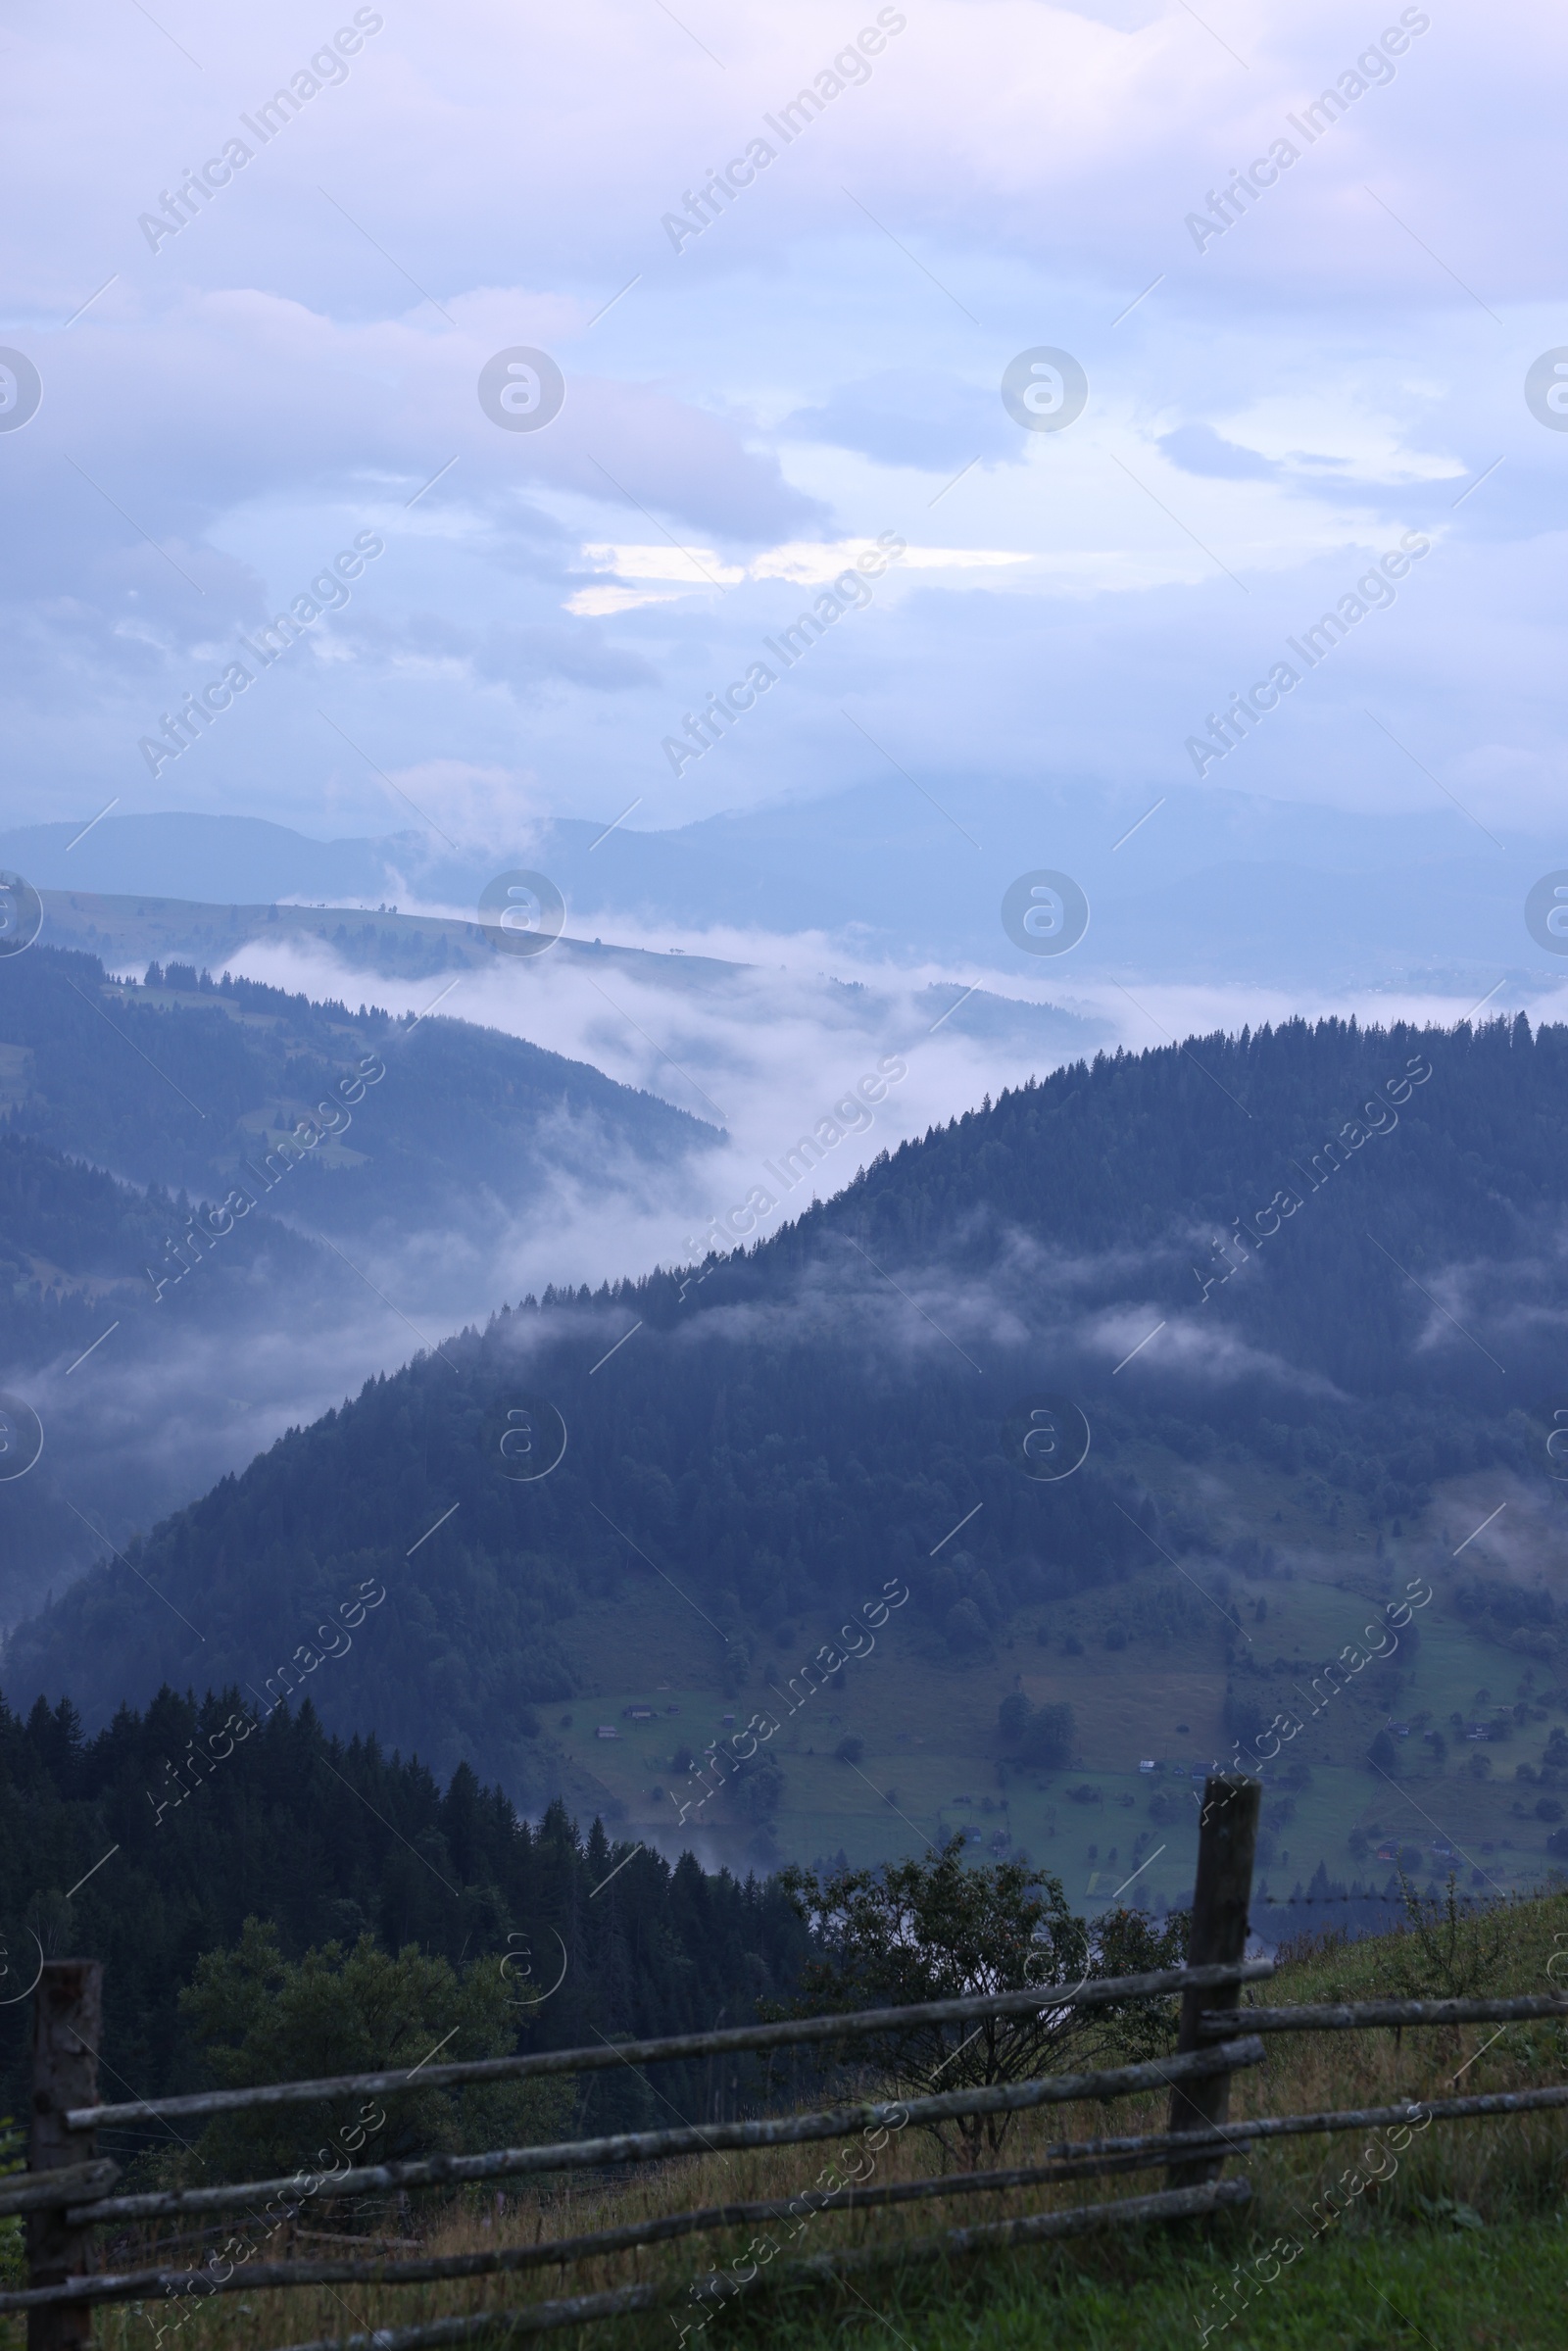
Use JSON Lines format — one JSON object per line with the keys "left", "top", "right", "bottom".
{"left": 2, "top": 1774, "right": 1565, "bottom": 2350}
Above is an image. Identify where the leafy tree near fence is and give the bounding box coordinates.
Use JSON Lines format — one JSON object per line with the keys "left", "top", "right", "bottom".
{"left": 173, "top": 1923, "right": 571, "bottom": 2185}
{"left": 775, "top": 1837, "right": 1185, "bottom": 2166}
{"left": 1385, "top": 1873, "right": 1515, "bottom": 2003}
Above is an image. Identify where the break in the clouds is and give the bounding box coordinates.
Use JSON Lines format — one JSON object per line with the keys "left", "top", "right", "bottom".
{"left": 1, "top": 0, "right": 1566, "bottom": 847}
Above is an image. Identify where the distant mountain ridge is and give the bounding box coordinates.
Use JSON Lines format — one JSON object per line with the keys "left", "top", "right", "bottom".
{"left": 4, "top": 789, "right": 1555, "bottom": 986}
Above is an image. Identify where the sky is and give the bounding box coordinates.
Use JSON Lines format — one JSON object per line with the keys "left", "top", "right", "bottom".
{"left": 5, "top": 0, "right": 1567, "bottom": 861}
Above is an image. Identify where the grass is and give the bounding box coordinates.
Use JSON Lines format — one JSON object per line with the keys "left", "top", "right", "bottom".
{"left": 695, "top": 2222, "right": 1568, "bottom": 2349}
{"left": 548, "top": 1551, "right": 1568, "bottom": 1918}
{"left": 39, "top": 1886, "right": 1568, "bottom": 2351}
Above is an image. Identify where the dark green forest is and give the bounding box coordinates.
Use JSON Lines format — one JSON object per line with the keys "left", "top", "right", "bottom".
{"left": 0, "top": 1686, "right": 810, "bottom": 2139}
{"left": 7, "top": 1012, "right": 1562, "bottom": 1795}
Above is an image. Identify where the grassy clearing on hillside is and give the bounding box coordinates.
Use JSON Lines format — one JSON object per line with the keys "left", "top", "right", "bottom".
{"left": 52, "top": 1887, "right": 1568, "bottom": 2351}
{"left": 552, "top": 1550, "right": 1568, "bottom": 1915}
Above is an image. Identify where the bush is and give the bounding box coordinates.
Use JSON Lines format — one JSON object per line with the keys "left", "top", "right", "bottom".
{"left": 1384, "top": 1874, "right": 1513, "bottom": 2000}
{"left": 1020, "top": 1702, "right": 1074, "bottom": 1769}
{"left": 0, "top": 2117, "right": 22, "bottom": 2284}
{"left": 998, "top": 1692, "right": 1031, "bottom": 1745}
{"left": 834, "top": 1735, "right": 865, "bottom": 1764}
{"left": 176, "top": 1919, "right": 567, "bottom": 2184}
{"left": 733, "top": 1754, "right": 785, "bottom": 1820}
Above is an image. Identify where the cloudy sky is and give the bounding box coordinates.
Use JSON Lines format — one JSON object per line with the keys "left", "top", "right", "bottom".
{"left": 5, "top": 0, "right": 1566, "bottom": 859}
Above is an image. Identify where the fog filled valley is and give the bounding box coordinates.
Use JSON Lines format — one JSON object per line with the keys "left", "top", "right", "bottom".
{"left": 6, "top": 878, "right": 1568, "bottom": 1932}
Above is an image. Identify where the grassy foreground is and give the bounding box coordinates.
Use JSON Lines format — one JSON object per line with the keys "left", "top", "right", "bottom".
{"left": 62, "top": 1886, "right": 1568, "bottom": 2350}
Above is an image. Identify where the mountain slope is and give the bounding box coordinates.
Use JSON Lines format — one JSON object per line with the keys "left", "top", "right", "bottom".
{"left": 0, "top": 949, "right": 719, "bottom": 1615}
{"left": 6, "top": 1014, "right": 1561, "bottom": 1821}
{"left": 0, "top": 1124, "right": 368, "bottom": 1613}
{"left": 0, "top": 947, "right": 714, "bottom": 1247}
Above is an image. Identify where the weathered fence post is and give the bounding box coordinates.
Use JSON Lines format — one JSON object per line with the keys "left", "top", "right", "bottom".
{"left": 1166, "top": 1773, "right": 1260, "bottom": 2189}
{"left": 26, "top": 1961, "right": 102, "bottom": 2350}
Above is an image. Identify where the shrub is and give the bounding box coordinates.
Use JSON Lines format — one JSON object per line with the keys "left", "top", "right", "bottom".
{"left": 176, "top": 1920, "right": 566, "bottom": 2183}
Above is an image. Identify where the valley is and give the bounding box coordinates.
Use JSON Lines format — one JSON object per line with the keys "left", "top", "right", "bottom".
{"left": 3, "top": 891, "right": 1566, "bottom": 1934}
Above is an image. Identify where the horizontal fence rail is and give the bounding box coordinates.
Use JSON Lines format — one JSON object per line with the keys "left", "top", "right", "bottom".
{"left": 2, "top": 2058, "right": 1276, "bottom": 2317}
{"left": 1192, "top": 2082, "right": 1568, "bottom": 2143}
{"left": 0, "top": 2160, "right": 118, "bottom": 2218}
{"left": 263, "top": 2180, "right": 1256, "bottom": 2351}
{"left": 63, "top": 2038, "right": 1264, "bottom": 2229}
{"left": 64, "top": 1958, "right": 1274, "bottom": 2131}
{"left": 9, "top": 2082, "right": 1568, "bottom": 2320}
{"left": 1200, "top": 1994, "right": 1568, "bottom": 2035}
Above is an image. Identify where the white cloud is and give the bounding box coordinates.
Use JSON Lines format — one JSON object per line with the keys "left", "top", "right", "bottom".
{"left": 582, "top": 544, "right": 748, "bottom": 585}
{"left": 750, "top": 540, "right": 1030, "bottom": 583}
{"left": 564, "top": 584, "right": 690, "bottom": 615}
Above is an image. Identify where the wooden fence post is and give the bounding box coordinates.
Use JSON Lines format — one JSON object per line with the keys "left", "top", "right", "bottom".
{"left": 26, "top": 1961, "right": 102, "bottom": 2351}
{"left": 1166, "top": 1774, "right": 1260, "bottom": 2189}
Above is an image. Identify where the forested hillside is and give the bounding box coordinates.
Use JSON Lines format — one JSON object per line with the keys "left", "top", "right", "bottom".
{"left": 7, "top": 1013, "right": 1560, "bottom": 1809}
{"left": 0, "top": 1124, "right": 364, "bottom": 1616}
{"left": 0, "top": 1687, "right": 809, "bottom": 2130}
{"left": 0, "top": 1129, "right": 332, "bottom": 1376}
{"left": 0, "top": 946, "right": 713, "bottom": 1241}
{"left": 0, "top": 945, "right": 720, "bottom": 1607}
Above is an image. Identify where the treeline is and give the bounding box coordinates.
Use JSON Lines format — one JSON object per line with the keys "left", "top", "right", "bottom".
{"left": 0, "top": 1688, "right": 809, "bottom": 2135}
